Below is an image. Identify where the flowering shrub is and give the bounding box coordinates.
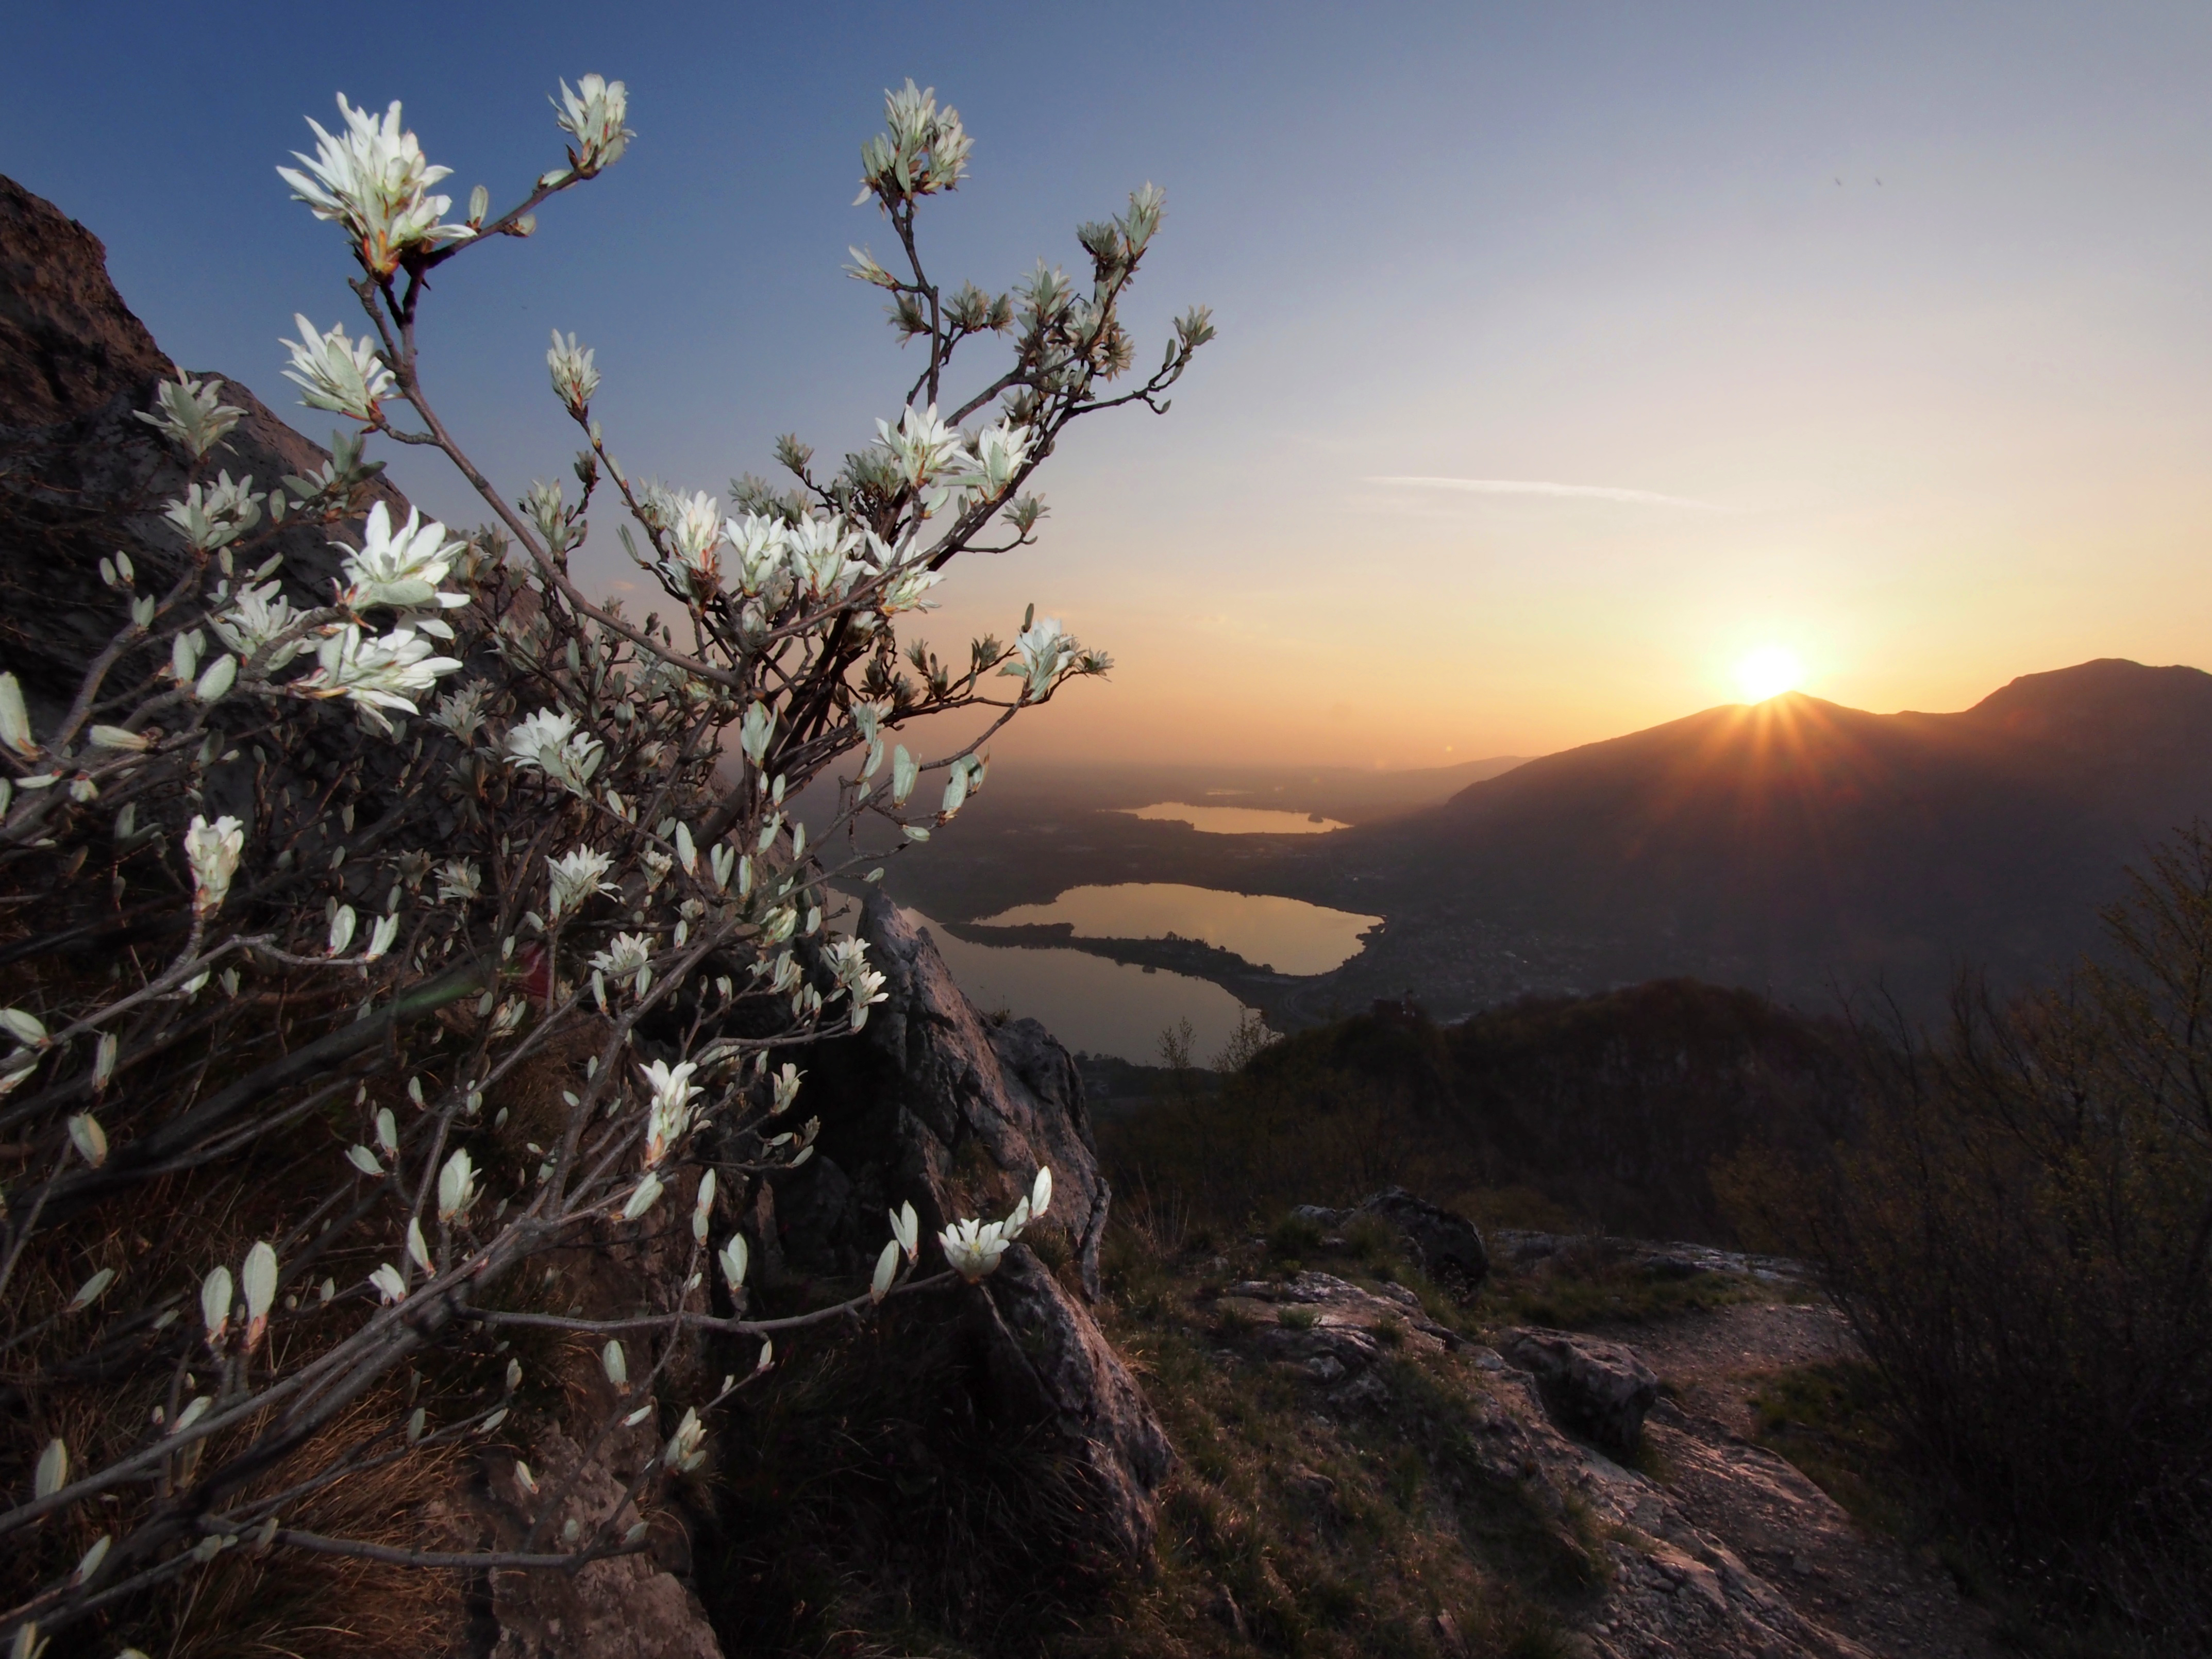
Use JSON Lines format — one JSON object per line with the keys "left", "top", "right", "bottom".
{"left": 0, "top": 74, "right": 1208, "bottom": 1650}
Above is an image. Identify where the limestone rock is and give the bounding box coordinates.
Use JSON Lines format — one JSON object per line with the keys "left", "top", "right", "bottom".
{"left": 1499, "top": 1326, "right": 1661, "bottom": 1456}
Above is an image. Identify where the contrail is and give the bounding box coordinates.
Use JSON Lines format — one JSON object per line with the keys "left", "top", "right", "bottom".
{"left": 1365, "top": 475, "right": 1719, "bottom": 510}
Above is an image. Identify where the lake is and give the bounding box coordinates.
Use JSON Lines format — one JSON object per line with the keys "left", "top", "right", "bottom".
{"left": 1118, "top": 801, "right": 1350, "bottom": 834}
{"left": 976, "top": 882, "right": 1382, "bottom": 977}
{"left": 899, "top": 906, "right": 1254, "bottom": 1063}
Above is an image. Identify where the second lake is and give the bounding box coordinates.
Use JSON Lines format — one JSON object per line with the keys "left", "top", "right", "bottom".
{"left": 976, "top": 882, "right": 1382, "bottom": 977}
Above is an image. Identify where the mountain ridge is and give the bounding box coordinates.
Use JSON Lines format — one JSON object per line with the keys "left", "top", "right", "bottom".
{"left": 1309, "top": 657, "right": 2212, "bottom": 1015}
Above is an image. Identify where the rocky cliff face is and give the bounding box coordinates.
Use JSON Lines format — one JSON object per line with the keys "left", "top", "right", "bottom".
{"left": 771, "top": 892, "right": 1172, "bottom": 1556}
{"left": 0, "top": 175, "right": 408, "bottom": 720}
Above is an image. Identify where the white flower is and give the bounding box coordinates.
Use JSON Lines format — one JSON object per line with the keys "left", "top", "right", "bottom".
{"left": 341, "top": 502, "right": 470, "bottom": 612}
{"left": 133, "top": 373, "right": 245, "bottom": 461}
{"left": 941, "top": 755, "right": 979, "bottom": 817}
{"left": 505, "top": 707, "right": 575, "bottom": 761}
{"left": 875, "top": 403, "right": 971, "bottom": 491}
{"left": 739, "top": 701, "right": 775, "bottom": 767}
{"left": 591, "top": 932, "right": 655, "bottom": 996}
{"left": 195, "top": 649, "right": 238, "bottom": 702}
{"left": 162, "top": 472, "right": 263, "bottom": 554}
{"left": 296, "top": 624, "right": 463, "bottom": 725}
{"left": 183, "top": 815, "right": 245, "bottom": 917}
{"left": 280, "top": 314, "right": 393, "bottom": 421}
{"left": 657, "top": 490, "right": 724, "bottom": 594}
{"left": 278, "top": 95, "right": 475, "bottom": 277}
{"left": 370, "top": 1263, "right": 408, "bottom": 1304}
{"left": 553, "top": 74, "right": 633, "bottom": 175}
{"left": 74, "top": 1532, "right": 112, "bottom": 1586}
{"left": 718, "top": 1233, "right": 750, "bottom": 1292}
{"left": 435, "top": 858, "right": 482, "bottom": 903}
{"left": 782, "top": 514, "right": 862, "bottom": 599}
{"left": 856, "top": 80, "right": 970, "bottom": 205}
{"left": 327, "top": 905, "right": 357, "bottom": 956}
{"left": 66, "top": 1112, "right": 107, "bottom": 1167}
{"left": 1031, "top": 1165, "right": 1052, "bottom": 1219}
{"left": 346, "top": 1144, "right": 382, "bottom": 1176}
{"left": 241, "top": 1241, "right": 278, "bottom": 1347}
{"left": 200, "top": 1265, "right": 234, "bottom": 1345}
{"left": 871, "top": 1238, "right": 899, "bottom": 1303}
{"left": 891, "top": 745, "right": 917, "bottom": 805}
{"left": 546, "top": 330, "right": 601, "bottom": 411}
{"left": 1002, "top": 615, "right": 1074, "bottom": 702}
{"left": 824, "top": 937, "right": 888, "bottom": 1030}
{"left": 965, "top": 420, "right": 1033, "bottom": 497}
{"left": 600, "top": 1337, "right": 629, "bottom": 1388}
{"left": 939, "top": 1217, "right": 1011, "bottom": 1282}
{"left": 0, "top": 672, "right": 34, "bottom": 757}
{"left": 639, "top": 1058, "right": 701, "bottom": 1166}
{"left": 692, "top": 1168, "right": 717, "bottom": 1244}
{"left": 35, "top": 1438, "right": 68, "bottom": 1500}
{"left": 364, "top": 914, "right": 399, "bottom": 961}
{"left": 505, "top": 708, "right": 605, "bottom": 794}
{"left": 665, "top": 1405, "right": 706, "bottom": 1472}
{"left": 725, "top": 514, "right": 790, "bottom": 596}
{"left": 624, "top": 1168, "right": 663, "bottom": 1221}
{"left": 547, "top": 846, "right": 616, "bottom": 918}
{"left": 769, "top": 1061, "right": 803, "bottom": 1116}
{"left": 210, "top": 582, "right": 306, "bottom": 669}
{"left": 876, "top": 562, "right": 944, "bottom": 616}
{"left": 68, "top": 1268, "right": 117, "bottom": 1313}
{"left": 407, "top": 1216, "right": 432, "bottom": 1272}
{"left": 437, "top": 1148, "right": 477, "bottom": 1221}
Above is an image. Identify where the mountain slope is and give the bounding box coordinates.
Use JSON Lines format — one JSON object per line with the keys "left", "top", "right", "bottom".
{"left": 1333, "top": 660, "right": 2212, "bottom": 1011}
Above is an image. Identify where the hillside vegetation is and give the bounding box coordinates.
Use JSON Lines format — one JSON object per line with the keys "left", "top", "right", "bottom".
{"left": 1101, "top": 980, "right": 1859, "bottom": 1245}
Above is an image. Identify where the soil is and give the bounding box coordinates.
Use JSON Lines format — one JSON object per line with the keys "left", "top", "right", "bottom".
{"left": 1597, "top": 1301, "right": 2004, "bottom": 1659}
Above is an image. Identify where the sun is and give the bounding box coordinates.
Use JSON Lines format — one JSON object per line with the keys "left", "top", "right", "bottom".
{"left": 1736, "top": 645, "right": 1802, "bottom": 702}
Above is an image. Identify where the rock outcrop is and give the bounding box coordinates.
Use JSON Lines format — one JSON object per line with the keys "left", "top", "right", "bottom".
{"left": 765, "top": 892, "right": 1172, "bottom": 1555}
{"left": 1, "top": 174, "right": 408, "bottom": 720}
{"left": 1498, "top": 1326, "right": 1663, "bottom": 1457}
{"left": 1292, "top": 1185, "right": 1492, "bottom": 1288}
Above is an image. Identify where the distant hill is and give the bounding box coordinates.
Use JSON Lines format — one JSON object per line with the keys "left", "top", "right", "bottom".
{"left": 945, "top": 754, "right": 1532, "bottom": 825}
{"left": 1328, "top": 660, "right": 2212, "bottom": 1013}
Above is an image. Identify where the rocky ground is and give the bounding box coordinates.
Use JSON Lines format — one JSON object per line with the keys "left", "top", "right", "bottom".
{"left": 1087, "top": 1214, "right": 2012, "bottom": 1659}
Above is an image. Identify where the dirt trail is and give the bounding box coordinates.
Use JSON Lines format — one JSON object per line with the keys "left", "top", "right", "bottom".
{"left": 1600, "top": 1302, "right": 2003, "bottom": 1659}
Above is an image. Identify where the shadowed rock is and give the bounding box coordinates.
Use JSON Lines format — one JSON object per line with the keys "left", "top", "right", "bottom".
{"left": 1500, "top": 1325, "right": 1662, "bottom": 1456}
{"left": 767, "top": 891, "right": 1171, "bottom": 1556}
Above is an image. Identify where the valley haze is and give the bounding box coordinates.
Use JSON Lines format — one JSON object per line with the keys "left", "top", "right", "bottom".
{"left": 882, "top": 658, "right": 2212, "bottom": 1027}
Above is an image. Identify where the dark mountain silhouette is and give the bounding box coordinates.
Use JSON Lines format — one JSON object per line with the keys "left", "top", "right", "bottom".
{"left": 1335, "top": 660, "right": 2212, "bottom": 1011}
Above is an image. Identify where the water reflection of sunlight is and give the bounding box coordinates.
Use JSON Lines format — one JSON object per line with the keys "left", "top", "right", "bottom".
{"left": 979, "top": 882, "right": 1380, "bottom": 976}
{"left": 1120, "top": 801, "right": 1350, "bottom": 834}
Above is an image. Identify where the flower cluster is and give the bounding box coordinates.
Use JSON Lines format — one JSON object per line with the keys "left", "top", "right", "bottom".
{"left": 0, "top": 65, "right": 1210, "bottom": 1635}
{"left": 278, "top": 95, "right": 475, "bottom": 275}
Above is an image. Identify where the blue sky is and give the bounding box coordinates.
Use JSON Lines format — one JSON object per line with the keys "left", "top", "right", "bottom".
{"left": 12, "top": 2, "right": 2212, "bottom": 764}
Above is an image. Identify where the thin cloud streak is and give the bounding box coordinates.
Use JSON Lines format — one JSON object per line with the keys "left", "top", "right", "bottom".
{"left": 1367, "top": 476, "right": 1720, "bottom": 510}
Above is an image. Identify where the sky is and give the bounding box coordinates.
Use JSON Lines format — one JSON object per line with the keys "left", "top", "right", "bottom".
{"left": 11, "top": 2, "right": 2212, "bottom": 768}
